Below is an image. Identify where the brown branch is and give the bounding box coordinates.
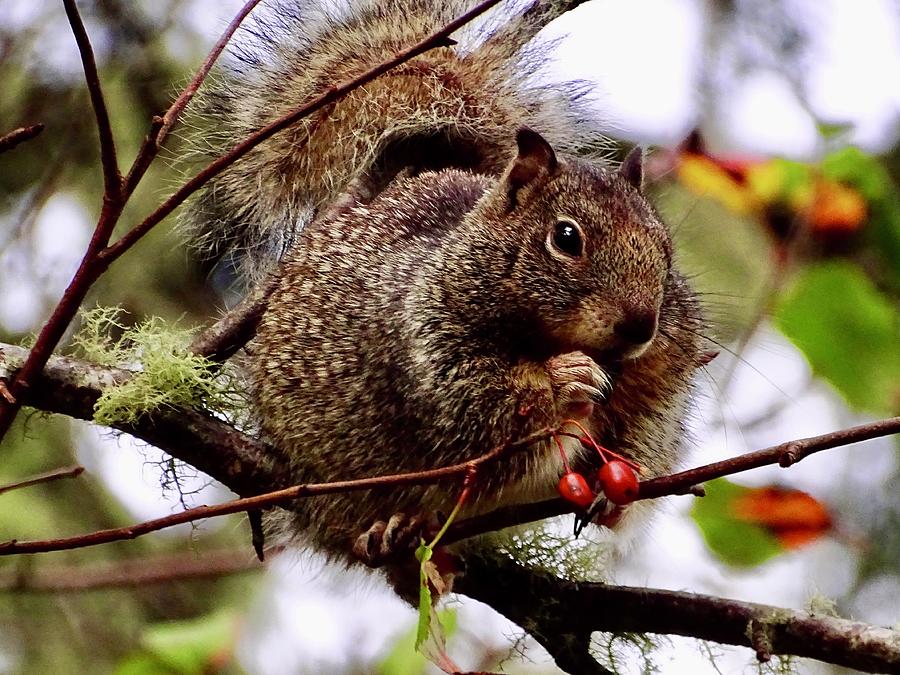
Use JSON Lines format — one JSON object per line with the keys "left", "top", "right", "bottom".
{"left": 0, "top": 124, "right": 44, "bottom": 154}
{"left": 98, "top": 0, "right": 507, "bottom": 265}
{"left": 0, "top": 548, "right": 273, "bottom": 593}
{"left": 0, "top": 343, "right": 282, "bottom": 497}
{"left": 0, "top": 465, "right": 85, "bottom": 496}
{"left": 444, "top": 415, "right": 900, "bottom": 543}
{"left": 0, "top": 426, "right": 552, "bottom": 556}
{"left": 122, "top": 0, "right": 265, "bottom": 195}
{"left": 636, "top": 415, "right": 900, "bottom": 499}
{"left": 455, "top": 555, "right": 900, "bottom": 674}
{"left": 0, "top": 0, "right": 506, "bottom": 445}
{"left": 0, "top": 0, "right": 130, "bottom": 440}
{"left": 62, "top": 0, "right": 121, "bottom": 199}
{"left": 3, "top": 341, "right": 899, "bottom": 555}
{"left": 188, "top": 279, "right": 273, "bottom": 362}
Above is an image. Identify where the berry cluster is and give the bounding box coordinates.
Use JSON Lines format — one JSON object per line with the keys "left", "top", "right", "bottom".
{"left": 554, "top": 420, "right": 641, "bottom": 512}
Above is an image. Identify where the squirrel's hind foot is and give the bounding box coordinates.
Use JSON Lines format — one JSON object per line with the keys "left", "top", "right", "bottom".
{"left": 353, "top": 511, "right": 439, "bottom": 568}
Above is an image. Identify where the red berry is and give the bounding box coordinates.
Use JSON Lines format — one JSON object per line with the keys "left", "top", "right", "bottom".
{"left": 598, "top": 460, "right": 639, "bottom": 505}
{"left": 558, "top": 472, "right": 594, "bottom": 509}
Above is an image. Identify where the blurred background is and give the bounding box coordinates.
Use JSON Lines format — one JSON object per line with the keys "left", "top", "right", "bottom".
{"left": 1, "top": 0, "right": 898, "bottom": 673}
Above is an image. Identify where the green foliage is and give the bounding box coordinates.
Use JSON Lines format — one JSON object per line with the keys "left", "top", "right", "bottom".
{"left": 73, "top": 307, "right": 241, "bottom": 426}
{"left": 821, "top": 147, "right": 900, "bottom": 291}
{"left": 415, "top": 543, "right": 435, "bottom": 651}
{"left": 115, "top": 610, "right": 238, "bottom": 675}
{"left": 496, "top": 519, "right": 616, "bottom": 582}
{"left": 691, "top": 479, "right": 784, "bottom": 567}
{"left": 774, "top": 262, "right": 900, "bottom": 413}
{"left": 592, "top": 631, "right": 666, "bottom": 675}
{"left": 656, "top": 185, "right": 774, "bottom": 342}
{"left": 754, "top": 654, "right": 796, "bottom": 675}
{"left": 379, "top": 609, "right": 458, "bottom": 675}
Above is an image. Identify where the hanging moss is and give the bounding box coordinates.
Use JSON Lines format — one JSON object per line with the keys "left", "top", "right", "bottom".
{"left": 73, "top": 307, "right": 243, "bottom": 427}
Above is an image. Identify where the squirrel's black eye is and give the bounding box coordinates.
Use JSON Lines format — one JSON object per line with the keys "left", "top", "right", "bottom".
{"left": 550, "top": 220, "right": 584, "bottom": 258}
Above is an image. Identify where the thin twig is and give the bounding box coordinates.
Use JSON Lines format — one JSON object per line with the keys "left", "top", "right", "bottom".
{"left": 444, "top": 415, "right": 900, "bottom": 543}
{"left": 123, "top": 0, "right": 265, "bottom": 195}
{"left": 0, "top": 466, "right": 85, "bottom": 496}
{"left": 636, "top": 415, "right": 900, "bottom": 498}
{"left": 0, "top": 124, "right": 44, "bottom": 154}
{"left": 0, "top": 0, "right": 130, "bottom": 441}
{"left": 0, "top": 427, "right": 552, "bottom": 556}
{"left": 62, "top": 0, "right": 121, "bottom": 199}
{"left": 188, "top": 278, "right": 273, "bottom": 362}
{"left": 0, "top": 547, "right": 275, "bottom": 593}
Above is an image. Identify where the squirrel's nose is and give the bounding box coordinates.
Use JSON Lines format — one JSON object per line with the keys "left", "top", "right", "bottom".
{"left": 613, "top": 307, "right": 658, "bottom": 346}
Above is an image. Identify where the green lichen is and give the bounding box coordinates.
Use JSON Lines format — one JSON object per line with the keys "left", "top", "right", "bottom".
{"left": 71, "top": 305, "right": 130, "bottom": 366}
{"left": 754, "top": 654, "right": 796, "bottom": 675}
{"left": 73, "top": 307, "right": 243, "bottom": 427}
{"left": 591, "top": 631, "right": 665, "bottom": 675}
{"left": 805, "top": 593, "right": 839, "bottom": 618}
{"left": 496, "top": 517, "right": 616, "bottom": 582}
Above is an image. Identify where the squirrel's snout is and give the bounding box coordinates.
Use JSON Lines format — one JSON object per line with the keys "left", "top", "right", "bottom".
{"left": 612, "top": 307, "right": 659, "bottom": 356}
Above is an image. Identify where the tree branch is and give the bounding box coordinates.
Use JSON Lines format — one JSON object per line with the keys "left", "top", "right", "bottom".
{"left": 443, "top": 415, "right": 900, "bottom": 543}
{"left": 0, "top": 548, "right": 269, "bottom": 593}
{"left": 62, "top": 0, "right": 121, "bottom": 199}
{"left": 2, "top": 341, "right": 899, "bottom": 672}
{"left": 0, "top": 421, "right": 551, "bottom": 556}
{"left": 3, "top": 341, "right": 899, "bottom": 555}
{"left": 0, "top": 465, "right": 85, "bottom": 496}
{"left": 455, "top": 555, "right": 900, "bottom": 674}
{"left": 188, "top": 278, "right": 273, "bottom": 362}
{"left": 0, "top": 343, "right": 283, "bottom": 497}
{"left": 99, "top": 0, "right": 507, "bottom": 265}
{"left": 122, "top": 0, "right": 265, "bottom": 196}
{"left": 0, "top": 124, "right": 44, "bottom": 154}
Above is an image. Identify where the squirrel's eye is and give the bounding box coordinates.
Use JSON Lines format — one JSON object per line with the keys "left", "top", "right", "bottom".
{"left": 549, "top": 220, "right": 584, "bottom": 258}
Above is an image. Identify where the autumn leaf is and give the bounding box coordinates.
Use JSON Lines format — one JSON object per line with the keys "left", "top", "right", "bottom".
{"left": 806, "top": 180, "right": 867, "bottom": 233}
{"left": 692, "top": 479, "right": 832, "bottom": 567}
{"left": 730, "top": 485, "right": 833, "bottom": 550}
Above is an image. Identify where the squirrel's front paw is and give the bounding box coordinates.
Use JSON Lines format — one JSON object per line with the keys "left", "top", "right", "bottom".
{"left": 353, "top": 512, "right": 437, "bottom": 568}
{"left": 546, "top": 351, "right": 610, "bottom": 419}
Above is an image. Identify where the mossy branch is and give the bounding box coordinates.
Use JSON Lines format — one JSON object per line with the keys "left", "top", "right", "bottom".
{"left": 1, "top": 339, "right": 899, "bottom": 673}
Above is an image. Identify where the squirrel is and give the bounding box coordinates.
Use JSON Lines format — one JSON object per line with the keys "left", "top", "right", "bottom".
{"left": 186, "top": 0, "right": 706, "bottom": 597}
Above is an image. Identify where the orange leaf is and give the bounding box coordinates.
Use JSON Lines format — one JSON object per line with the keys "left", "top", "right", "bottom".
{"left": 677, "top": 154, "right": 756, "bottom": 214}
{"left": 808, "top": 180, "right": 868, "bottom": 233}
{"left": 729, "top": 486, "right": 832, "bottom": 550}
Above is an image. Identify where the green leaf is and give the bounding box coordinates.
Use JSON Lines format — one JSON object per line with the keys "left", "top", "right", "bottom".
{"left": 820, "top": 146, "right": 889, "bottom": 201}
{"left": 115, "top": 610, "right": 236, "bottom": 675}
{"left": 692, "top": 479, "right": 784, "bottom": 567}
{"left": 378, "top": 610, "right": 458, "bottom": 675}
{"left": 820, "top": 147, "right": 900, "bottom": 290}
{"left": 774, "top": 261, "right": 900, "bottom": 413}
{"left": 415, "top": 555, "right": 433, "bottom": 652}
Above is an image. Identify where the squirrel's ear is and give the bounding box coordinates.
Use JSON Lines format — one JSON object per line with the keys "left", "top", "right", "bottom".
{"left": 619, "top": 146, "right": 644, "bottom": 190}
{"left": 504, "top": 128, "right": 558, "bottom": 208}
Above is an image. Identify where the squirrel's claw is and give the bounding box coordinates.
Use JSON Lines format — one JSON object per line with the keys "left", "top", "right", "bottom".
{"left": 353, "top": 512, "right": 434, "bottom": 567}
{"left": 547, "top": 351, "right": 609, "bottom": 419}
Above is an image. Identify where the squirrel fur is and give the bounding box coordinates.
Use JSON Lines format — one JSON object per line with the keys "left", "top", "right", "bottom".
{"left": 187, "top": 0, "right": 606, "bottom": 281}
{"left": 187, "top": 0, "right": 706, "bottom": 595}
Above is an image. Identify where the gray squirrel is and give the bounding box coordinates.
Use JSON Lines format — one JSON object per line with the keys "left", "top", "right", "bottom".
{"left": 186, "top": 0, "right": 705, "bottom": 597}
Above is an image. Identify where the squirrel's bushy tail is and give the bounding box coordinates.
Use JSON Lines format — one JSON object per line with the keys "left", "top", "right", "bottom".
{"left": 184, "top": 0, "right": 605, "bottom": 281}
